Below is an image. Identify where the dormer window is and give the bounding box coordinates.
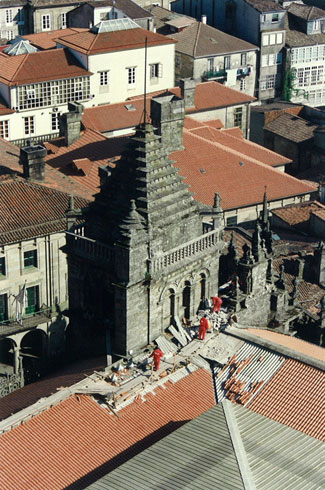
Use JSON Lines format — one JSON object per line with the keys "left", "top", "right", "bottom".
{"left": 313, "top": 20, "right": 319, "bottom": 32}
{"left": 272, "top": 13, "right": 279, "bottom": 23}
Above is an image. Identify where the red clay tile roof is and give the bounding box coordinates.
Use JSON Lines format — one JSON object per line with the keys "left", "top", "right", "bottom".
{"left": 83, "top": 82, "right": 255, "bottom": 134}
{"left": 220, "top": 127, "right": 243, "bottom": 138}
{"left": 22, "top": 28, "right": 88, "bottom": 50}
{"left": 0, "top": 368, "right": 214, "bottom": 490}
{"left": 57, "top": 27, "right": 176, "bottom": 55}
{"left": 311, "top": 208, "right": 325, "bottom": 220}
{"left": 248, "top": 359, "right": 325, "bottom": 441}
{"left": 184, "top": 117, "right": 224, "bottom": 130}
{"left": 169, "top": 129, "right": 314, "bottom": 210}
{"left": 246, "top": 329, "right": 325, "bottom": 361}
{"left": 0, "top": 357, "right": 106, "bottom": 421}
{"left": 271, "top": 201, "right": 325, "bottom": 229}
{"left": 45, "top": 128, "right": 127, "bottom": 198}
{"left": 0, "top": 176, "right": 89, "bottom": 244}
{"left": 0, "top": 137, "right": 96, "bottom": 200}
{"left": 0, "top": 48, "right": 92, "bottom": 86}
{"left": 186, "top": 123, "right": 291, "bottom": 167}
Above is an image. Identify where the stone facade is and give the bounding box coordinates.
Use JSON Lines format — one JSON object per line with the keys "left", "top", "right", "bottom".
{"left": 66, "top": 104, "right": 224, "bottom": 357}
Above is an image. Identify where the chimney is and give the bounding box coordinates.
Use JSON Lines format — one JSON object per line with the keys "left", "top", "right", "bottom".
{"left": 179, "top": 78, "right": 196, "bottom": 109}
{"left": 201, "top": 14, "right": 207, "bottom": 24}
{"left": 20, "top": 143, "right": 47, "bottom": 181}
{"left": 151, "top": 94, "right": 185, "bottom": 152}
{"left": 59, "top": 102, "right": 84, "bottom": 146}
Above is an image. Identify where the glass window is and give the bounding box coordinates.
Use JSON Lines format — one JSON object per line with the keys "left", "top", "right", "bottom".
{"left": 240, "top": 78, "right": 246, "bottom": 91}
{"left": 25, "top": 286, "right": 39, "bottom": 315}
{"left": 260, "top": 74, "right": 276, "bottom": 90}
{"left": 127, "top": 67, "right": 136, "bottom": 85}
{"left": 224, "top": 56, "right": 231, "bottom": 70}
{"left": 262, "top": 35, "right": 268, "bottom": 46}
{"left": 276, "top": 52, "right": 282, "bottom": 64}
{"left": 241, "top": 53, "right": 247, "bottom": 66}
{"left": 208, "top": 58, "right": 214, "bottom": 71}
{"left": 0, "top": 257, "right": 5, "bottom": 276}
{"left": 24, "top": 116, "right": 34, "bottom": 135}
{"left": 100, "top": 71, "right": 109, "bottom": 85}
{"left": 7, "top": 31, "right": 14, "bottom": 40}
{"left": 269, "top": 34, "right": 276, "bottom": 45}
{"left": 234, "top": 107, "right": 242, "bottom": 127}
{"left": 0, "top": 120, "right": 9, "bottom": 139}
{"left": 0, "top": 293, "right": 8, "bottom": 322}
{"left": 24, "top": 250, "right": 37, "bottom": 268}
{"left": 150, "top": 63, "right": 162, "bottom": 78}
{"left": 61, "top": 13, "right": 67, "bottom": 29}
{"left": 42, "top": 14, "right": 51, "bottom": 31}
{"left": 272, "top": 13, "right": 279, "bottom": 22}
{"left": 5, "top": 10, "right": 13, "bottom": 25}
{"left": 226, "top": 216, "right": 238, "bottom": 226}
{"left": 51, "top": 113, "right": 60, "bottom": 130}
{"left": 276, "top": 33, "right": 283, "bottom": 44}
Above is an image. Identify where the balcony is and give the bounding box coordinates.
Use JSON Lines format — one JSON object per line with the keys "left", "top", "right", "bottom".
{"left": 0, "top": 307, "right": 52, "bottom": 338}
{"left": 202, "top": 69, "right": 226, "bottom": 81}
{"left": 66, "top": 228, "right": 113, "bottom": 265}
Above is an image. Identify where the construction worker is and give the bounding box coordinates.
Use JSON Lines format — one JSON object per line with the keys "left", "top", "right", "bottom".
{"left": 199, "top": 315, "right": 210, "bottom": 340}
{"left": 150, "top": 346, "right": 164, "bottom": 371}
{"left": 211, "top": 296, "right": 223, "bottom": 314}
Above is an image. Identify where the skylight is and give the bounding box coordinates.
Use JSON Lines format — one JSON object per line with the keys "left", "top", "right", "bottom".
{"left": 91, "top": 18, "right": 140, "bottom": 34}
{"left": 4, "top": 39, "right": 38, "bottom": 56}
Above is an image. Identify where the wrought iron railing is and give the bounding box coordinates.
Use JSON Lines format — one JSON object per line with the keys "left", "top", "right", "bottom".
{"left": 202, "top": 69, "right": 226, "bottom": 79}
{"left": 0, "top": 307, "right": 52, "bottom": 337}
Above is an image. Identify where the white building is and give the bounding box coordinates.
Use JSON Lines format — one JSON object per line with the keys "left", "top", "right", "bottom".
{"left": 0, "top": 19, "right": 176, "bottom": 144}
{"left": 285, "top": 3, "right": 325, "bottom": 107}
{"left": 0, "top": 0, "right": 26, "bottom": 41}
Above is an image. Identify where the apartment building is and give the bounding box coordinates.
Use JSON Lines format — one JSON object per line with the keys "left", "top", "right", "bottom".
{"left": 285, "top": 3, "right": 325, "bottom": 107}
{"left": 0, "top": 0, "right": 26, "bottom": 41}
{"left": 172, "top": 0, "right": 287, "bottom": 101}
{"left": 0, "top": 20, "right": 175, "bottom": 143}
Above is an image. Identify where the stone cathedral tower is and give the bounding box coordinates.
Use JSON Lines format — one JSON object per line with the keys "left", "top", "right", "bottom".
{"left": 66, "top": 100, "right": 224, "bottom": 358}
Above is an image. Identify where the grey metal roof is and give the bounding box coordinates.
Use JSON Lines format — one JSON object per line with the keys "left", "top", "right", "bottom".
{"left": 213, "top": 341, "right": 285, "bottom": 404}
{"left": 87, "top": 404, "right": 245, "bottom": 490}
{"left": 232, "top": 403, "right": 324, "bottom": 490}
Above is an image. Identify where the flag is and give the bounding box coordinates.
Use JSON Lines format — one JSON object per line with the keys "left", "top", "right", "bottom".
{"left": 14, "top": 283, "right": 26, "bottom": 323}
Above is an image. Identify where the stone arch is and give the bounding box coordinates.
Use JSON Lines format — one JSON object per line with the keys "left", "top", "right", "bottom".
{"left": 158, "top": 281, "right": 180, "bottom": 304}
{"left": 20, "top": 329, "right": 47, "bottom": 384}
{"left": 0, "top": 338, "right": 17, "bottom": 375}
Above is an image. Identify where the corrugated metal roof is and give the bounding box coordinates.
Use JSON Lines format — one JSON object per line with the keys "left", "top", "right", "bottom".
{"left": 213, "top": 341, "right": 285, "bottom": 405}
{"left": 232, "top": 403, "right": 324, "bottom": 489}
{"left": 87, "top": 404, "right": 245, "bottom": 490}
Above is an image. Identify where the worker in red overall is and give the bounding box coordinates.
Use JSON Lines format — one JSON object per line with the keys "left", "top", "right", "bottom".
{"left": 199, "top": 315, "right": 210, "bottom": 340}
{"left": 211, "top": 296, "right": 223, "bottom": 313}
{"left": 150, "top": 347, "right": 164, "bottom": 371}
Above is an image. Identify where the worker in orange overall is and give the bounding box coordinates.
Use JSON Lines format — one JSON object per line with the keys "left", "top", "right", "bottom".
{"left": 199, "top": 315, "right": 210, "bottom": 340}
{"left": 211, "top": 296, "right": 223, "bottom": 313}
{"left": 150, "top": 346, "right": 164, "bottom": 371}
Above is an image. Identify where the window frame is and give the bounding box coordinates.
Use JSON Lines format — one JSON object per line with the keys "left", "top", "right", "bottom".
{"left": 0, "top": 256, "right": 6, "bottom": 276}
{"left": 25, "top": 285, "right": 40, "bottom": 315}
{"left": 233, "top": 107, "right": 243, "bottom": 128}
{"left": 0, "top": 293, "right": 8, "bottom": 322}
{"left": 99, "top": 71, "right": 109, "bottom": 86}
{"left": 127, "top": 67, "right": 136, "bottom": 85}
{"left": 23, "top": 249, "right": 37, "bottom": 269}
{"left": 24, "top": 116, "right": 35, "bottom": 135}
{"left": 42, "top": 14, "right": 51, "bottom": 31}
{"left": 5, "top": 9, "right": 13, "bottom": 25}
{"left": 0, "top": 120, "right": 9, "bottom": 139}
{"left": 51, "top": 112, "right": 60, "bottom": 131}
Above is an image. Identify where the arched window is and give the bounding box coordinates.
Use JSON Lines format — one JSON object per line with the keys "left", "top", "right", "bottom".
{"left": 182, "top": 281, "right": 191, "bottom": 320}
{"left": 169, "top": 289, "right": 175, "bottom": 323}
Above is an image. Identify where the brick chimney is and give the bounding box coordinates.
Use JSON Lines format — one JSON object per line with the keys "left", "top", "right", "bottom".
{"left": 179, "top": 78, "right": 196, "bottom": 109}
{"left": 20, "top": 143, "right": 46, "bottom": 181}
{"left": 59, "top": 102, "right": 84, "bottom": 146}
{"left": 151, "top": 94, "right": 185, "bottom": 152}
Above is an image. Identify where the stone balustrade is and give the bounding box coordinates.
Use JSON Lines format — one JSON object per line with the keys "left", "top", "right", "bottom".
{"left": 152, "top": 229, "right": 221, "bottom": 273}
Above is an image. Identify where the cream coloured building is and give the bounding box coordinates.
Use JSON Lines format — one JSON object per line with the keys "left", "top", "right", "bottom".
{"left": 0, "top": 19, "right": 176, "bottom": 144}
{"left": 0, "top": 155, "right": 89, "bottom": 392}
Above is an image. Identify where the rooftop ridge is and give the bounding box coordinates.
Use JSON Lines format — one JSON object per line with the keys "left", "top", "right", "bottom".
{"left": 225, "top": 326, "right": 325, "bottom": 370}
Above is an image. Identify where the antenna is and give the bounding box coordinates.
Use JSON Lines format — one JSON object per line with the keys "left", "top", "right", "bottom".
{"left": 144, "top": 36, "right": 148, "bottom": 124}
